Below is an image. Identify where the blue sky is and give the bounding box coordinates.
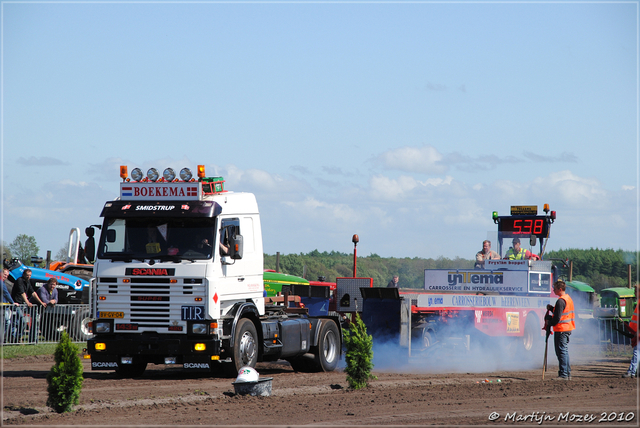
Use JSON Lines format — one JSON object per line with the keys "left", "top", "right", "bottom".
{"left": 1, "top": 1, "right": 637, "bottom": 260}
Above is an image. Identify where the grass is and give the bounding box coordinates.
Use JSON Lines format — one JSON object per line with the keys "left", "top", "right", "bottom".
{"left": 1, "top": 344, "right": 58, "bottom": 359}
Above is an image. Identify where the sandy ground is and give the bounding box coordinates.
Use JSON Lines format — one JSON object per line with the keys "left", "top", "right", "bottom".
{"left": 1, "top": 344, "right": 638, "bottom": 426}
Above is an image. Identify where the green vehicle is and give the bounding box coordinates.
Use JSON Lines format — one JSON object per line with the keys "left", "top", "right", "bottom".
{"left": 565, "top": 281, "right": 597, "bottom": 311}
{"left": 564, "top": 281, "right": 598, "bottom": 343}
{"left": 263, "top": 270, "right": 310, "bottom": 297}
{"left": 595, "top": 287, "right": 637, "bottom": 345}
{"left": 263, "top": 271, "right": 334, "bottom": 316}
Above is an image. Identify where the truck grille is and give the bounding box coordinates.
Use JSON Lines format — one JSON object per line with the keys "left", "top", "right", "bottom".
{"left": 96, "top": 279, "right": 205, "bottom": 330}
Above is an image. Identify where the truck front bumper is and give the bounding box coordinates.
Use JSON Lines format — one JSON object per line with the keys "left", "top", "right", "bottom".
{"left": 88, "top": 333, "right": 222, "bottom": 371}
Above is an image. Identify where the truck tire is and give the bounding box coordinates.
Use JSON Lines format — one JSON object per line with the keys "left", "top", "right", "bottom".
{"left": 313, "top": 320, "right": 340, "bottom": 372}
{"left": 289, "top": 320, "right": 341, "bottom": 373}
{"left": 115, "top": 363, "right": 147, "bottom": 378}
{"left": 231, "top": 318, "right": 258, "bottom": 372}
{"left": 412, "top": 325, "right": 434, "bottom": 351}
{"left": 517, "top": 315, "right": 541, "bottom": 360}
{"left": 71, "top": 310, "right": 93, "bottom": 342}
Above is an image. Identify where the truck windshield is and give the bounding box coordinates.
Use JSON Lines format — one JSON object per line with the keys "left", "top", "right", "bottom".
{"left": 97, "top": 217, "right": 217, "bottom": 261}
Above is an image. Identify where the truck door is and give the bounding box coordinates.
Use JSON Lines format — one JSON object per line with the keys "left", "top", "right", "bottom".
{"left": 218, "top": 216, "right": 263, "bottom": 305}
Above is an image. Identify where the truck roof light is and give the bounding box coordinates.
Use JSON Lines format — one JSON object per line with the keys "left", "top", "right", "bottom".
{"left": 163, "top": 168, "right": 176, "bottom": 182}
{"left": 130, "top": 168, "right": 143, "bottom": 182}
{"left": 180, "top": 168, "right": 193, "bottom": 182}
{"left": 120, "top": 165, "right": 128, "bottom": 181}
{"left": 147, "top": 168, "right": 159, "bottom": 182}
{"left": 197, "top": 165, "right": 205, "bottom": 178}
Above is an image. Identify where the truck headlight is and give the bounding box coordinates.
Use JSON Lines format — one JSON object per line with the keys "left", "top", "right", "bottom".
{"left": 191, "top": 323, "right": 207, "bottom": 334}
{"left": 95, "top": 321, "right": 111, "bottom": 333}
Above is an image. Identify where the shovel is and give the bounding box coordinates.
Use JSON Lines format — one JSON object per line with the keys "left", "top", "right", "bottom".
{"left": 542, "top": 309, "right": 552, "bottom": 380}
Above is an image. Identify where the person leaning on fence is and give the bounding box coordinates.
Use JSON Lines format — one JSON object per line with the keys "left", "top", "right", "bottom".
{"left": 11, "top": 269, "right": 46, "bottom": 307}
{"left": 38, "top": 278, "right": 58, "bottom": 306}
{"left": 11, "top": 269, "right": 47, "bottom": 342}
{"left": 623, "top": 292, "right": 639, "bottom": 378}
{"left": 2, "top": 268, "right": 18, "bottom": 306}
{"left": 2, "top": 268, "right": 20, "bottom": 344}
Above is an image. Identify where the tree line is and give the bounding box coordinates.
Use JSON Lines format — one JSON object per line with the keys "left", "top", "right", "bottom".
{"left": 545, "top": 248, "right": 638, "bottom": 293}
{"left": 266, "top": 248, "right": 638, "bottom": 292}
{"left": 3, "top": 234, "right": 638, "bottom": 293}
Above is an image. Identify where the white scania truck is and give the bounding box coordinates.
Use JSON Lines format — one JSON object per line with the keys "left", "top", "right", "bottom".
{"left": 87, "top": 165, "right": 341, "bottom": 377}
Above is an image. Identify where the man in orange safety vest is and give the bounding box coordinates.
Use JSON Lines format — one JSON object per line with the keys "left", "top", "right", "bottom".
{"left": 545, "top": 280, "right": 575, "bottom": 380}
{"left": 623, "top": 287, "right": 638, "bottom": 378}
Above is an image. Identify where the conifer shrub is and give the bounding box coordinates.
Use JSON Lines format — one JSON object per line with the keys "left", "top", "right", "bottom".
{"left": 46, "top": 332, "right": 83, "bottom": 413}
{"left": 343, "top": 312, "right": 377, "bottom": 389}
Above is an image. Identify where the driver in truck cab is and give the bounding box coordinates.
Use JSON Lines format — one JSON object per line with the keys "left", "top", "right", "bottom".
{"left": 504, "top": 238, "right": 540, "bottom": 260}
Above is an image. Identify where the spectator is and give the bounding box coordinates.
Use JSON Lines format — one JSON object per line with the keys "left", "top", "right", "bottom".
{"left": 504, "top": 238, "right": 540, "bottom": 260}
{"left": 475, "top": 240, "right": 500, "bottom": 268}
{"left": 2, "top": 268, "right": 17, "bottom": 305}
{"left": 387, "top": 275, "right": 399, "bottom": 288}
{"left": 11, "top": 269, "right": 46, "bottom": 343}
{"left": 11, "top": 269, "right": 46, "bottom": 307}
{"left": 544, "top": 280, "right": 575, "bottom": 380}
{"left": 37, "top": 278, "right": 58, "bottom": 306}
{"left": 2, "top": 268, "right": 19, "bottom": 344}
{"left": 623, "top": 289, "right": 638, "bottom": 378}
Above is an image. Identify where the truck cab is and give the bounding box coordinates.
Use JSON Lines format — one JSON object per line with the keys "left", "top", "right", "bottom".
{"left": 87, "top": 165, "right": 340, "bottom": 377}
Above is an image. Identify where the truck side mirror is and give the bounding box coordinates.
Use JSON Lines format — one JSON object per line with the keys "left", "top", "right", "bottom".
{"left": 530, "top": 235, "right": 537, "bottom": 247}
{"left": 229, "top": 234, "right": 243, "bottom": 260}
{"left": 106, "top": 229, "right": 116, "bottom": 243}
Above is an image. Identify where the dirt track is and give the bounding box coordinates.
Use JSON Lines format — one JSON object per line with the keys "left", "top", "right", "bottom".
{"left": 2, "top": 345, "right": 638, "bottom": 426}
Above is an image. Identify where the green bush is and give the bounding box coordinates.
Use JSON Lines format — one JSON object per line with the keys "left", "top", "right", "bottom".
{"left": 46, "top": 332, "right": 83, "bottom": 413}
{"left": 343, "top": 312, "right": 377, "bottom": 389}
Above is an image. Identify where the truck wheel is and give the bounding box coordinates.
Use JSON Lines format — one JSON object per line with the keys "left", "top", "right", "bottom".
{"left": 412, "top": 325, "right": 434, "bottom": 351}
{"left": 71, "top": 310, "right": 93, "bottom": 342}
{"left": 313, "top": 320, "right": 340, "bottom": 372}
{"left": 231, "top": 318, "right": 258, "bottom": 372}
{"left": 116, "top": 363, "right": 147, "bottom": 378}
{"left": 518, "top": 316, "right": 541, "bottom": 359}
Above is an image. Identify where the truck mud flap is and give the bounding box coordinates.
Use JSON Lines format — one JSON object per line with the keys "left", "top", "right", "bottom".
{"left": 360, "top": 288, "right": 403, "bottom": 344}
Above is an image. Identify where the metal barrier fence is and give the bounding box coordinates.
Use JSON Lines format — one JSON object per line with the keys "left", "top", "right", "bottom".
{"left": 1, "top": 304, "right": 634, "bottom": 358}
{"left": 1, "top": 304, "right": 93, "bottom": 345}
{"left": 596, "top": 317, "right": 634, "bottom": 357}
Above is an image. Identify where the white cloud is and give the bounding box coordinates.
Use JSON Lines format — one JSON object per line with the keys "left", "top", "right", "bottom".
{"left": 368, "top": 174, "right": 455, "bottom": 201}
{"left": 376, "top": 146, "right": 447, "bottom": 175}
{"left": 217, "top": 164, "right": 311, "bottom": 195}
{"left": 283, "top": 197, "right": 360, "bottom": 224}
{"left": 17, "top": 156, "right": 69, "bottom": 166}
{"left": 533, "top": 170, "right": 608, "bottom": 207}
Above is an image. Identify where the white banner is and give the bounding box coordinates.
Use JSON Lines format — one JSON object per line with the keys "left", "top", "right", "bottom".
{"left": 120, "top": 183, "right": 201, "bottom": 201}
{"left": 424, "top": 269, "right": 552, "bottom": 294}
{"left": 416, "top": 293, "right": 556, "bottom": 310}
